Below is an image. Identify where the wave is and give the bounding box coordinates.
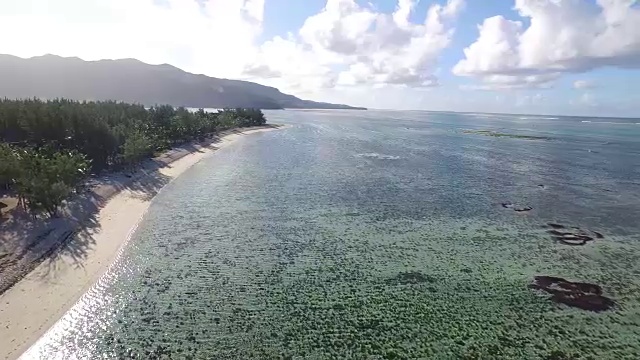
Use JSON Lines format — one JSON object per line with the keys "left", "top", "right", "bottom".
{"left": 518, "top": 116, "right": 559, "bottom": 120}
{"left": 468, "top": 114, "right": 559, "bottom": 120}
{"left": 356, "top": 153, "right": 401, "bottom": 160}
{"left": 582, "top": 120, "right": 638, "bottom": 125}
{"left": 467, "top": 113, "right": 504, "bottom": 119}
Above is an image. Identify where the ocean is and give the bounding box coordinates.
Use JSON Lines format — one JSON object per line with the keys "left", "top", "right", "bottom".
{"left": 25, "top": 110, "right": 640, "bottom": 359}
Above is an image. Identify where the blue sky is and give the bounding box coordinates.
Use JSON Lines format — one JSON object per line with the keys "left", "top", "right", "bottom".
{"left": 1, "top": 0, "right": 639, "bottom": 116}
{"left": 259, "top": 0, "right": 639, "bottom": 117}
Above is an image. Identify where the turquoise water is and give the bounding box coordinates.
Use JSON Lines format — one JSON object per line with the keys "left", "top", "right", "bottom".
{"left": 26, "top": 111, "right": 640, "bottom": 359}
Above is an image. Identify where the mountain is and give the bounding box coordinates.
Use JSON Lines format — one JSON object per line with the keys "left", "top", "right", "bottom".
{"left": 0, "top": 54, "right": 366, "bottom": 110}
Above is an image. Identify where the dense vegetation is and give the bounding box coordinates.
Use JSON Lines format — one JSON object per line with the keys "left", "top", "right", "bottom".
{"left": 0, "top": 98, "right": 267, "bottom": 216}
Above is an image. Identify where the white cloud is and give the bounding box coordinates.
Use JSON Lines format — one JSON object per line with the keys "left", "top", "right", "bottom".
{"left": 0, "top": 0, "right": 264, "bottom": 78}
{"left": 4, "top": 0, "right": 635, "bottom": 116}
{"left": 461, "top": 73, "right": 560, "bottom": 90}
{"left": 245, "top": 0, "right": 465, "bottom": 91}
{"left": 243, "top": 35, "right": 338, "bottom": 90}
{"left": 0, "top": 0, "right": 465, "bottom": 95}
{"left": 454, "top": 0, "right": 640, "bottom": 88}
{"left": 573, "top": 79, "right": 596, "bottom": 89}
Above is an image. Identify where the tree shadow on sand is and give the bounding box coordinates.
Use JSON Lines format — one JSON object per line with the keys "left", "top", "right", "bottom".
{"left": 0, "top": 158, "right": 173, "bottom": 292}
{"left": 0, "top": 191, "right": 103, "bottom": 293}
{"left": 36, "top": 168, "right": 174, "bottom": 282}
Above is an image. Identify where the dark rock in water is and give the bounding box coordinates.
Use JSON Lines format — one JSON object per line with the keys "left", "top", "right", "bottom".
{"left": 556, "top": 234, "right": 593, "bottom": 246}
{"left": 386, "top": 271, "right": 435, "bottom": 285}
{"left": 531, "top": 276, "right": 567, "bottom": 289}
{"left": 544, "top": 223, "right": 603, "bottom": 245}
{"left": 551, "top": 293, "right": 614, "bottom": 312}
{"left": 545, "top": 350, "right": 576, "bottom": 360}
{"left": 537, "top": 184, "right": 546, "bottom": 189}
{"left": 555, "top": 237, "right": 584, "bottom": 246}
{"left": 501, "top": 202, "right": 532, "bottom": 212}
{"left": 529, "top": 276, "right": 614, "bottom": 312}
{"left": 501, "top": 202, "right": 514, "bottom": 209}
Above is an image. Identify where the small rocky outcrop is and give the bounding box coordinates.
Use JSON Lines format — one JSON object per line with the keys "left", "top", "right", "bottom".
{"left": 501, "top": 202, "right": 533, "bottom": 212}
{"left": 529, "top": 276, "right": 615, "bottom": 312}
{"left": 544, "top": 223, "right": 604, "bottom": 246}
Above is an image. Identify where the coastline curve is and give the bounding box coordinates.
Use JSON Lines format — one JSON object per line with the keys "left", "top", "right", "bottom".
{"left": 0, "top": 125, "right": 284, "bottom": 360}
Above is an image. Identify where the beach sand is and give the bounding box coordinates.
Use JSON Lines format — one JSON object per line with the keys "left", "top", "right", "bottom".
{"left": 0, "top": 126, "right": 282, "bottom": 360}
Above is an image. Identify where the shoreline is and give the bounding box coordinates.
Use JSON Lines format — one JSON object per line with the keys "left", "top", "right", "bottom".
{"left": 0, "top": 125, "right": 283, "bottom": 360}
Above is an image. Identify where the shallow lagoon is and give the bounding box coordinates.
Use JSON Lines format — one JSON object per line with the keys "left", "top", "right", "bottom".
{"left": 27, "top": 110, "right": 640, "bottom": 359}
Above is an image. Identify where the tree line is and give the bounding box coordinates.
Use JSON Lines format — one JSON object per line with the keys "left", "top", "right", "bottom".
{"left": 0, "top": 98, "right": 267, "bottom": 216}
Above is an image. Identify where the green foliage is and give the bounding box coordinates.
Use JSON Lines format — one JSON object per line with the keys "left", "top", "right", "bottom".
{"left": 0, "top": 143, "right": 19, "bottom": 188}
{"left": 0, "top": 98, "right": 268, "bottom": 216}
{"left": 0, "top": 98, "right": 268, "bottom": 172}
{"left": 122, "top": 130, "right": 154, "bottom": 167}
{"left": 10, "top": 147, "right": 89, "bottom": 216}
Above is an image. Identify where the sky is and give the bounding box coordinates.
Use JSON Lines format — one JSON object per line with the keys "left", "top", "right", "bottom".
{"left": 1, "top": 0, "right": 639, "bottom": 117}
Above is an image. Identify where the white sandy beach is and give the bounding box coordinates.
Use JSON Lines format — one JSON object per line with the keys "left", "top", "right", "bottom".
{"left": 0, "top": 126, "right": 281, "bottom": 360}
